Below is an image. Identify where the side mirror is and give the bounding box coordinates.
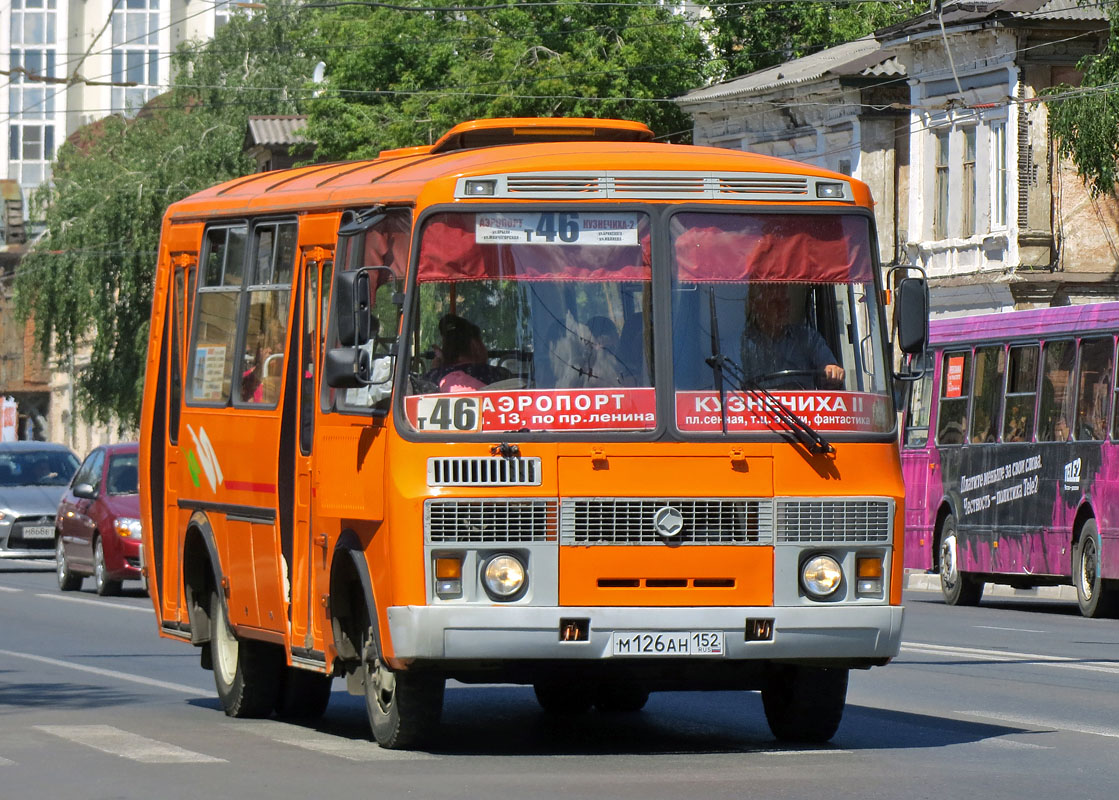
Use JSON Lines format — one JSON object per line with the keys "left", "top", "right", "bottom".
{"left": 334, "top": 265, "right": 398, "bottom": 347}
{"left": 73, "top": 482, "right": 97, "bottom": 500}
{"left": 324, "top": 346, "right": 372, "bottom": 389}
{"left": 896, "top": 276, "right": 929, "bottom": 355}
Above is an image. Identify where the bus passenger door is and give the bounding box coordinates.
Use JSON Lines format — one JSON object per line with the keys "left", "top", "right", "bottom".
{"left": 900, "top": 359, "right": 938, "bottom": 570}
{"left": 291, "top": 248, "right": 331, "bottom": 657}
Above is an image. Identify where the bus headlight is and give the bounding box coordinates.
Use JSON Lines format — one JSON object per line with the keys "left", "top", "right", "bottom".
{"left": 482, "top": 554, "right": 526, "bottom": 600}
{"left": 801, "top": 554, "right": 843, "bottom": 599}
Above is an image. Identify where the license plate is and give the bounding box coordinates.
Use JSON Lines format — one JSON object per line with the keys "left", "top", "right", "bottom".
{"left": 611, "top": 631, "right": 724, "bottom": 657}
{"left": 22, "top": 526, "right": 54, "bottom": 540}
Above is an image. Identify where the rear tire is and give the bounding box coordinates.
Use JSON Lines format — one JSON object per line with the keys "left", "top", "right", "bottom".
{"left": 275, "top": 668, "right": 333, "bottom": 720}
{"left": 593, "top": 683, "right": 650, "bottom": 713}
{"left": 534, "top": 681, "right": 593, "bottom": 714}
{"left": 93, "top": 537, "right": 122, "bottom": 597}
{"left": 939, "top": 516, "right": 983, "bottom": 606}
{"left": 210, "top": 588, "right": 282, "bottom": 718}
{"left": 56, "top": 536, "right": 83, "bottom": 591}
{"left": 362, "top": 624, "right": 443, "bottom": 749}
{"left": 762, "top": 665, "right": 848, "bottom": 743}
{"left": 1074, "top": 520, "right": 1119, "bottom": 619}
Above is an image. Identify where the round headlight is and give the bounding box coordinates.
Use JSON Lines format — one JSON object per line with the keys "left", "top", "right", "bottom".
{"left": 482, "top": 554, "right": 526, "bottom": 600}
{"left": 801, "top": 554, "right": 843, "bottom": 598}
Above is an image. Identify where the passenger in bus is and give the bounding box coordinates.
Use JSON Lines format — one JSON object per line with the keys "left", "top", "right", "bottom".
{"left": 424, "top": 313, "right": 510, "bottom": 392}
{"left": 740, "top": 283, "right": 844, "bottom": 387}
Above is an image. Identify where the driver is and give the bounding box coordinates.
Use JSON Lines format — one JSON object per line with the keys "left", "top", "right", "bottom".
{"left": 740, "top": 283, "right": 844, "bottom": 387}
{"left": 424, "top": 313, "right": 511, "bottom": 392}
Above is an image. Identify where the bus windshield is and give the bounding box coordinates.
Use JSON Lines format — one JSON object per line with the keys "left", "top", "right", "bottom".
{"left": 670, "top": 211, "right": 893, "bottom": 435}
{"left": 404, "top": 210, "right": 654, "bottom": 434}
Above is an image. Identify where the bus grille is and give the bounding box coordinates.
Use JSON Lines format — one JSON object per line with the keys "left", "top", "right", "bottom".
{"left": 775, "top": 499, "right": 892, "bottom": 544}
{"left": 425, "top": 499, "right": 557, "bottom": 543}
{"left": 427, "top": 457, "right": 542, "bottom": 486}
{"left": 560, "top": 498, "right": 773, "bottom": 545}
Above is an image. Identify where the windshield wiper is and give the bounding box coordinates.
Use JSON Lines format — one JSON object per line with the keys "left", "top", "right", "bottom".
{"left": 705, "top": 352, "right": 834, "bottom": 456}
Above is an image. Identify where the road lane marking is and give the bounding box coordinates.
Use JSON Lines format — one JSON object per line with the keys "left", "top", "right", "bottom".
{"left": 0, "top": 755, "right": 14, "bottom": 765}
{"left": 36, "top": 593, "right": 152, "bottom": 613}
{"left": 35, "top": 725, "right": 226, "bottom": 763}
{"left": 0, "top": 648, "right": 208, "bottom": 697}
{"left": 0, "top": 586, "right": 21, "bottom": 593}
{"left": 229, "top": 720, "right": 437, "bottom": 761}
{"left": 901, "top": 642, "right": 1119, "bottom": 676}
{"left": 973, "top": 625, "right": 1045, "bottom": 633}
{"left": 953, "top": 711, "right": 1119, "bottom": 741}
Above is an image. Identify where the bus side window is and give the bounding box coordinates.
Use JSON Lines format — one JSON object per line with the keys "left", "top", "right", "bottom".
{"left": 1038, "top": 340, "right": 1076, "bottom": 442}
{"left": 1076, "top": 337, "right": 1113, "bottom": 441}
{"left": 969, "top": 345, "right": 1004, "bottom": 444}
{"left": 936, "top": 350, "right": 971, "bottom": 445}
{"left": 188, "top": 225, "right": 247, "bottom": 404}
{"left": 1002, "top": 344, "right": 1038, "bottom": 442}
{"left": 239, "top": 222, "right": 297, "bottom": 407}
{"left": 904, "top": 353, "right": 932, "bottom": 448}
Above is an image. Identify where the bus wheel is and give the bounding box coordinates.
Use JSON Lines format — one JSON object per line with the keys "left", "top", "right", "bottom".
{"left": 762, "top": 664, "right": 848, "bottom": 743}
{"left": 939, "top": 516, "right": 983, "bottom": 606}
{"left": 1074, "top": 521, "right": 1119, "bottom": 618}
{"left": 533, "top": 681, "right": 593, "bottom": 714}
{"left": 274, "top": 668, "right": 333, "bottom": 720}
{"left": 362, "top": 627, "right": 444, "bottom": 749}
{"left": 594, "top": 683, "right": 650, "bottom": 713}
{"left": 210, "top": 588, "right": 282, "bottom": 718}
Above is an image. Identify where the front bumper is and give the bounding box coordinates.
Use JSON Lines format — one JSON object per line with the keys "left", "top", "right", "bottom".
{"left": 387, "top": 603, "right": 904, "bottom": 662}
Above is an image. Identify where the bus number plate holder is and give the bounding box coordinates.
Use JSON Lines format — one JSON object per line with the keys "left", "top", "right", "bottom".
{"left": 611, "top": 631, "right": 724, "bottom": 657}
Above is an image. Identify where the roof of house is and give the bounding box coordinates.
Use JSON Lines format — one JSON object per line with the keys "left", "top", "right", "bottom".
{"left": 244, "top": 115, "right": 310, "bottom": 149}
{"left": 679, "top": 36, "right": 905, "bottom": 105}
{"left": 876, "top": 0, "right": 1107, "bottom": 40}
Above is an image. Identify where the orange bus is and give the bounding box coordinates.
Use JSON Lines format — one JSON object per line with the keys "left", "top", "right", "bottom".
{"left": 139, "top": 117, "right": 928, "bottom": 749}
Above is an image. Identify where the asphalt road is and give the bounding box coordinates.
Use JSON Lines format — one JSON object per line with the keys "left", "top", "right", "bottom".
{"left": 2, "top": 558, "right": 1118, "bottom": 800}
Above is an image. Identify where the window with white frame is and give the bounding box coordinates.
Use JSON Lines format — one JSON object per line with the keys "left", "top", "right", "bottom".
{"left": 8, "top": 0, "right": 59, "bottom": 193}
{"left": 991, "top": 121, "right": 1009, "bottom": 229}
{"left": 111, "top": 0, "right": 161, "bottom": 114}
{"left": 934, "top": 130, "right": 950, "bottom": 240}
{"left": 215, "top": 0, "right": 234, "bottom": 29}
{"left": 962, "top": 127, "right": 976, "bottom": 237}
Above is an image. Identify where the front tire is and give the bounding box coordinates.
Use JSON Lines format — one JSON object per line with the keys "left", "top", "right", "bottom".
{"left": 762, "top": 665, "right": 848, "bottom": 743}
{"left": 56, "top": 536, "right": 83, "bottom": 591}
{"left": 210, "top": 588, "right": 282, "bottom": 717}
{"left": 363, "top": 625, "right": 443, "bottom": 749}
{"left": 939, "top": 516, "right": 983, "bottom": 606}
{"left": 93, "top": 537, "right": 122, "bottom": 597}
{"left": 1074, "top": 520, "right": 1119, "bottom": 618}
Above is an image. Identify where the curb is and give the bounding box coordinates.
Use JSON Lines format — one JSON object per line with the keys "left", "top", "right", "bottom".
{"left": 903, "top": 569, "right": 1079, "bottom": 602}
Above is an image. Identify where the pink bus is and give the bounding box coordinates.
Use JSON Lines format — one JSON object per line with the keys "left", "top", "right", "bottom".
{"left": 901, "top": 302, "right": 1119, "bottom": 617}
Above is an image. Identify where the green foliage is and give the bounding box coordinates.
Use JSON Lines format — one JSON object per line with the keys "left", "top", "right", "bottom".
{"left": 696, "top": 0, "right": 926, "bottom": 81}
{"left": 1047, "top": 8, "right": 1119, "bottom": 197}
{"left": 302, "top": 0, "right": 709, "bottom": 158}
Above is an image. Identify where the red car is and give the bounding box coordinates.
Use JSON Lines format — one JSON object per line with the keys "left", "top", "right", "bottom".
{"left": 55, "top": 442, "right": 144, "bottom": 596}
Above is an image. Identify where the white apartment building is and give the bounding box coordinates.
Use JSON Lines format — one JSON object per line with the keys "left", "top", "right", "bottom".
{"left": 2, "top": 0, "right": 233, "bottom": 201}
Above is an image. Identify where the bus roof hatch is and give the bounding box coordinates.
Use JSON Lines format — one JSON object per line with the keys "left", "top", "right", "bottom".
{"left": 429, "top": 117, "right": 655, "bottom": 154}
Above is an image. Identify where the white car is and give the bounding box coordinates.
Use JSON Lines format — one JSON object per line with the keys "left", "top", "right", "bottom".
{"left": 0, "top": 442, "right": 81, "bottom": 558}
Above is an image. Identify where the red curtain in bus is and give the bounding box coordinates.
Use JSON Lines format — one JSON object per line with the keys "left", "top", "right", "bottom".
{"left": 416, "top": 213, "right": 651, "bottom": 283}
{"left": 672, "top": 212, "right": 874, "bottom": 283}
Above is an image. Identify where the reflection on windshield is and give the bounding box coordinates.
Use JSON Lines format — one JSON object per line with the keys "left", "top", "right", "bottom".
{"left": 107, "top": 454, "right": 139, "bottom": 495}
{"left": 405, "top": 211, "right": 655, "bottom": 435}
{"left": 0, "top": 450, "right": 80, "bottom": 487}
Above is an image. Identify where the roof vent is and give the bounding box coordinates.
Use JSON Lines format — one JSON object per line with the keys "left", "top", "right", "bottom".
{"left": 430, "top": 117, "right": 654, "bottom": 154}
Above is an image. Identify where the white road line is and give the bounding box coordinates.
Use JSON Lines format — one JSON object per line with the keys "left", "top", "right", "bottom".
{"left": 953, "top": 711, "right": 1119, "bottom": 741}
{"left": 35, "top": 725, "right": 226, "bottom": 764}
{"left": 36, "top": 593, "right": 152, "bottom": 613}
{"left": 0, "top": 586, "right": 21, "bottom": 593}
{"left": 0, "top": 755, "right": 15, "bottom": 766}
{"left": 230, "top": 720, "right": 437, "bottom": 761}
{"left": 0, "top": 648, "right": 209, "bottom": 697}
{"left": 901, "top": 642, "right": 1119, "bottom": 676}
{"left": 973, "top": 625, "right": 1045, "bottom": 633}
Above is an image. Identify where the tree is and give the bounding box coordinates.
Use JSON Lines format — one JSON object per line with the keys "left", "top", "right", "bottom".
{"left": 302, "top": 0, "right": 710, "bottom": 159}
{"left": 1047, "top": 7, "right": 1119, "bottom": 197}
{"left": 15, "top": 1, "right": 318, "bottom": 429}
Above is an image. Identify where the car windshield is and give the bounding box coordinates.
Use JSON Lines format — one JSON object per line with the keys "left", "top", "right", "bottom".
{"left": 106, "top": 453, "right": 139, "bottom": 495}
{"left": 0, "top": 450, "right": 80, "bottom": 487}
{"left": 403, "top": 210, "right": 654, "bottom": 435}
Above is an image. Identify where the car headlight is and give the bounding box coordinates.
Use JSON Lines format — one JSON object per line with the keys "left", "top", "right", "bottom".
{"left": 114, "top": 517, "right": 143, "bottom": 540}
{"left": 482, "top": 554, "right": 526, "bottom": 600}
{"left": 801, "top": 554, "right": 843, "bottom": 599}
